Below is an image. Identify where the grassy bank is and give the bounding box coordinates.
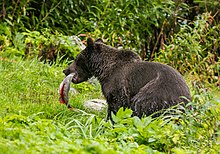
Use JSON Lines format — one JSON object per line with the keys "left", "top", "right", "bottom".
{"left": 0, "top": 57, "right": 219, "bottom": 154}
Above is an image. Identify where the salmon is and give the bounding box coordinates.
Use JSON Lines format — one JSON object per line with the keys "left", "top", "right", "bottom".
{"left": 59, "top": 73, "right": 75, "bottom": 108}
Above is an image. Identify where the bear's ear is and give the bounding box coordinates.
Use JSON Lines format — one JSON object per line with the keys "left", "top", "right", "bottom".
{"left": 87, "top": 38, "right": 94, "bottom": 47}
{"left": 95, "top": 38, "right": 104, "bottom": 43}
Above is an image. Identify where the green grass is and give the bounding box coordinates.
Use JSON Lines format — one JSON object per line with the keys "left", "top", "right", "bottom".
{"left": 0, "top": 56, "right": 219, "bottom": 154}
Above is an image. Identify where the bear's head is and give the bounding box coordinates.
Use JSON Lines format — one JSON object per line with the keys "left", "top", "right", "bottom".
{"left": 63, "top": 37, "right": 142, "bottom": 83}
{"left": 63, "top": 38, "right": 102, "bottom": 83}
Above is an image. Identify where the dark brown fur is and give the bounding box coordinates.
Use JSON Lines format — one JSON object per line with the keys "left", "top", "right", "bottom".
{"left": 63, "top": 38, "right": 191, "bottom": 120}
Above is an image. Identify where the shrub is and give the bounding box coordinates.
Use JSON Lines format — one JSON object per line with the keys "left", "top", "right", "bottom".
{"left": 156, "top": 13, "right": 220, "bottom": 85}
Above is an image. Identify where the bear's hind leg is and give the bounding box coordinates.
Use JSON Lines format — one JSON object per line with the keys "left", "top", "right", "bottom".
{"left": 131, "top": 72, "right": 166, "bottom": 117}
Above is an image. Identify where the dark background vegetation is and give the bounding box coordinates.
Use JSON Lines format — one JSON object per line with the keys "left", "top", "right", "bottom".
{"left": 0, "top": 0, "right": 219, "bottom": 83}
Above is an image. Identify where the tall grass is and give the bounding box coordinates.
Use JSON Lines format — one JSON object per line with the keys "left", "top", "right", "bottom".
{"left": 0, "top": 57, "right": 102, "bottom": 117}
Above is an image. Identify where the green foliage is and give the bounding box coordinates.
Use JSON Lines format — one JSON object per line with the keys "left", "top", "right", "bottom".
{"left": 1, "top": 0, "right": 220, "bottom": 61}
{"left": 88, "top": 0, "right": 177, "bottom": 48}
{"left": 102, "top": 95, "right": 220, "bottom": 153}
{"left": 22, "top": 29, "right": 81, "bottom": 61}
{"left": 0, "top": 57, "right": 102, "bottom": 117}
{"left": 0, "top": 0, "right": 189, "bottom": 58}
{"left": 0, "top": 24, "right": 80, "bottom": 63}
{"left": 156, "top": 13, "right": 220, "bottom": 84}
{"left": 194, "top": 0, "right": 220, "bottom": 14}
{"left": 0, "top": 57, "right": 219, "bottom": 153}
{"left": 0, "top": 23, "right": 11, "bottom": 51}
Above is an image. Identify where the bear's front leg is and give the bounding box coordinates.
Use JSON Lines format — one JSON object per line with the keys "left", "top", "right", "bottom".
{"left": 106, "top": 95, "right": 122, "bottom": 122}
{"left": 106, "top": 90, "right": 131, "bottom": 122}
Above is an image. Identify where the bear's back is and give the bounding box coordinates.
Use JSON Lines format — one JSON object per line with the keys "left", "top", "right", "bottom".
{"left": 114, "top": 61, "right": 191, "bottom": 100}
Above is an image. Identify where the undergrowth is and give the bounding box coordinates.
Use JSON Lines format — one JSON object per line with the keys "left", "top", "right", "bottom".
{"left": 0, "top": 56, "right": 219, "bottom": 154}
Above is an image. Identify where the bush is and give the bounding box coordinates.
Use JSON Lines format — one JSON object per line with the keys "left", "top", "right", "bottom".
{"left": 156, "top": 13, "right": 220, "bottom": 85}
{"left": 0, "top": 24, "right": 82, "bottom": 63}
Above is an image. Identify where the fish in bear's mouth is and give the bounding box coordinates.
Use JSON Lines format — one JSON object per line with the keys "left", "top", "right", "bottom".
{"left": 58, "top": 73, "right": 76, "bottom": 109}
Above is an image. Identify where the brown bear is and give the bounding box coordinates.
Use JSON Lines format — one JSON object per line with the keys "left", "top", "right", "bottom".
{"left": 63, "top": 38, "right": 191, "bottom": 120}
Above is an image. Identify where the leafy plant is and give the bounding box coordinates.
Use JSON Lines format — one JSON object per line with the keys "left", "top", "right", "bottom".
{"left": 0, "top": 26, "right": 81, "bottom": 63}
{"left": 156, "top": 13, "right": 220, "bottom": 85}
{"left": 1, "top": 0, "right": 220, "bottom": 61}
